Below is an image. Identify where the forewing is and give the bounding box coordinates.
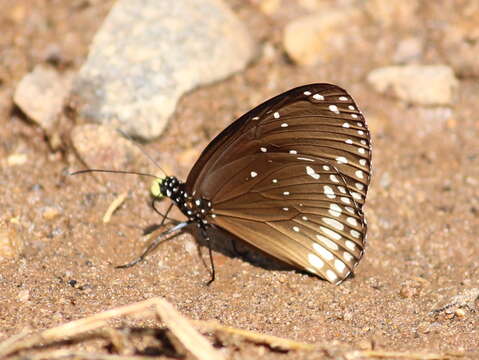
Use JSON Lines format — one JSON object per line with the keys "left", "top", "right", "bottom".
{"left": 186, "top": 83, "right": 371, "bottom": 208}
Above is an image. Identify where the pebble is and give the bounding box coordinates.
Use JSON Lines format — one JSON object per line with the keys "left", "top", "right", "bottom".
{"left": 13, "top": 65, "right": 73, "bottom": 132}
{"left": 367, "top": 65, "right": 458, "bottom": 105}
{"left": 17, "top": 289, "right": 30, "bottom": 302}
{"left": 282, "top": 6, "right": 364, "bottom": 66}
{"left": 72, "top": 0, "right": 254, "bottom": 140}
{"left": 0, "top": 222, "right": 24, "bottom": 261}
{"left": 393, "top": 37, "right": 423, "bottom": 64}
{"left": 70, "top": 124, "right": 154, "bottom": 192}
{"left": 454, "top": 308, "right": 466, "bottom": 318}
{"left": 364, "top": 0, "right": 420, "bottom": 28}
{"left": 437, "top": 4, "right": 479, "bottom": 77}
{"left": 6, "top": 153, "right": 28, "bottom": 166}
{"left": 42, "top": 207, "right": 61, "bottom": 220}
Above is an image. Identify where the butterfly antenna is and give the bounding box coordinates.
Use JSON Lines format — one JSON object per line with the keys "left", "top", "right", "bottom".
{"left": 70, "top": 169, "right": 158, "bottom": 177}
{"left": 116, "top": 129, "right": 169, "bottom": 177}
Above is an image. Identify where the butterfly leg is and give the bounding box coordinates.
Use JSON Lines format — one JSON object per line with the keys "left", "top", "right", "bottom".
{"left": 200, "top": 226, "right": 216, "bottom": 286}
{"left": 116, "top": 221, "right": 188, "bottom": 268}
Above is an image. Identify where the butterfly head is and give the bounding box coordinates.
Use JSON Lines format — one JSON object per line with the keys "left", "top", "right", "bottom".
{"left": 151, "top": 176, "right": 182, "bottom": 200}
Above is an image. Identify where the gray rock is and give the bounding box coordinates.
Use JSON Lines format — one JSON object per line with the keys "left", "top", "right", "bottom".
{"left": 13, "top": 65, "right": 73, "bottom": 132}
{"left": 367, "top": 65, "right": 458, "bottom": 105}
{"left": 72, "top": 0, "right": 255, "bottom": 140}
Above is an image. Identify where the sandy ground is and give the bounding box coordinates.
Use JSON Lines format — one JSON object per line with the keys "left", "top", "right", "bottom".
{"left": 0, "top": 1, "right": 478, "bottom": 359}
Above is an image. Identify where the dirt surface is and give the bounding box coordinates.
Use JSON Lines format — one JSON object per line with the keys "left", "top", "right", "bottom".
{"left": 1, "top": 1, "right": 478, "bottom": 359}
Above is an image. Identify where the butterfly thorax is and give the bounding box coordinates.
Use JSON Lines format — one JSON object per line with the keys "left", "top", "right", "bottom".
{"left": 159, "top": 176, "right": 212, "bottom": 226}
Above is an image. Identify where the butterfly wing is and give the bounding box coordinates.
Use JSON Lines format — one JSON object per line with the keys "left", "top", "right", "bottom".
{"left": 186, "top": 84, "right": 372, "bottom": 283}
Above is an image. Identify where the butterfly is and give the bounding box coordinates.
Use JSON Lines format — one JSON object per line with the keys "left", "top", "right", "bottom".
{"left": 75, "top": 83, "right": 372, "bottom": 285}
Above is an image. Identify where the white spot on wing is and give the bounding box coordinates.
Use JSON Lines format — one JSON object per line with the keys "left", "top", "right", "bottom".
{"left": 316, "top": 234, "right": 339, "bottom": 250}
{"left": 355, "top": 170, "right": 364, "bottom": 179}
{"left": 342, "top": 122, "right": 350, "bottom": 128}
{"left": 313, "top": 243, "right": 334, "bottom": 260}
{"left": 345, "top": 139, "right": 353, "bottom": 144}
{"left": 323, "top": 185, "right": 335, "bottom": 199}
{"left": 359, "top": 159, "right": 367, "bottom": 166}
{"left": 281, "top": 123, "right": 288, "bottom": 127}
{"left": 313, "top": 93, "right": 325, "bottom": 100}
{"left": 336, "top": 156, "right": 348, "bottom": 164}
{"left": 335, "top": 259, "right": 346, "bottom": 272}
{"left": 329, "top": 203, "right": 342, "bottom": 217}
{"left": 345, "top": 240, "right": 356, "bottom": 250}
{"left": 344, "top": 252, "right": 353, "bottom": 261}
{"left": 339, "top": 96, "right": 348, "bottom": 101}
{"left": 298, "top": 157, "right": 314, "bottom": 162}
{"left": 323, "top": 217, "right": 344, "bottom": 230}
{"left": 308, "top": 253, "right": 324, "bottom": 268}
{"left": 358, "top": 148, "right": 366, "bottom": 154}
{"left": 320, "top": 226, "right": 341, "bottom": 240}
{"left": 304, "top": 90, "right": 312, "bottom": 96}
{"left": 274, "top": 111, "right": 280, "bottom": 119}
{"left": 326, "top": 270, "right": 338, "bottom": 282}
{"left": 306, "top": 166, "right": 320, "bottom": 180}
{"left": 289, "top": 150, "right": 298, "bottom": 154}
{"left": 260, "top": 147, "right": 267, "bottom": 152}
{"left": 347, "top": 217, "right": 358, "bottom": 226}
{"left": 351, "top": 229, "right": 360, "bottom": 238}
{"left": 352, "top": 192, "right": 362, "bottom": 201}
{"left": 330, "top": 174, "right": 339, "bottom": 183}
{"left": 283, "top": 191, "right": 290, "bottom": 195}
{"left": 251, "top": 171, "right": 258, "bottom": 178}
{"left": 329, "top": 105, "right": 340, "bottom": 114}
{"left": 341, "top": 197, "right": 351, "bottom": 204}
{"left": 293, "top": 226, "right": 300, "bottom": 232}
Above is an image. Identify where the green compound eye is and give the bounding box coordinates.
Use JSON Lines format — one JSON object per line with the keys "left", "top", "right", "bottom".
{"left": 150, "top": 178, "right": 164, "bottom": 198}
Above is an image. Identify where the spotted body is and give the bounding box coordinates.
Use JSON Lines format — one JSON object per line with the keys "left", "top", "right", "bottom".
{"left": 157, "top": 176, "right": 212, "bottom": 226}
{"left": 153, "top": 84, "right": 371, "bottom": 284}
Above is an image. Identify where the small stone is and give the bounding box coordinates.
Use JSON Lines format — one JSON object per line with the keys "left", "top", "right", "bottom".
{"left": 42, "top": 207, "right": 61, "bottom": 220}
{"left": 70, "top": 124, "right": 154, "bottom": 192}
{"left": 13, "top": 65, "right": 73, "bottom": 132}
{"left": 364, "top": 0, "right": 420, "bottom": 28}
{"left": 454, "top": 308, "right": 466, "bottom": 318}
{"left": 367, "top": 65, "right": 458, "bottom": 105}
{"left": 356, "top": 339, "right": 373, "bottom": 350}
{"left": 6, "top": 153, "right": 28, "bottom": 166}
{"left": 393, "top": 37, "right": 423, "bottom": 64}
{"left": 0, "top": 223, "right": 24, "bottom": 260}
{"left": 258, "top": 0, "right": 280, "bottom": 15}
{"left": 283, "top": 6, "right": 365, "bottom": 66}
{"left": 437, "top": 4, "right": 479, "bottom": 77}
{"left": 17, "top": 289, "right": 30, "bottom": 302}
{"left": 183, "top": 239, "right": 197, "bottom": 256}
{"left": 72, "top": 0, "right": 254, "bottom": 140}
